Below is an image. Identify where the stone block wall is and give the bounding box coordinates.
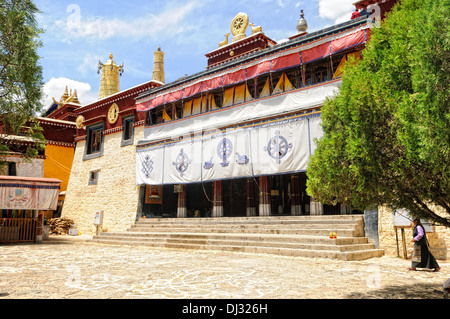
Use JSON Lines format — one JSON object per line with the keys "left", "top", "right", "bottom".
{"left": 378, "top": 205, "right": 449, "bottom": 260}
{"left": 0, "top": 157, "right": 44, "bottom": 178}
{"left": 61, "top": 126, "right": 144, "bottom": 235}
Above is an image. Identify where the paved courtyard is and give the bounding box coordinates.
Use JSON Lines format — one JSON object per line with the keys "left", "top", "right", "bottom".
{"left": 0, "top": 235, "right": 448, "bottom": 300}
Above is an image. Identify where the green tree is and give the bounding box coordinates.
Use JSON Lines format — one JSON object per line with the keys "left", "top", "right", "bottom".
{"left": 0, "top": 0, "right": 45, "bottom": 163}
{"left": 306, "top": 0, "right": 450, "bottom": 227}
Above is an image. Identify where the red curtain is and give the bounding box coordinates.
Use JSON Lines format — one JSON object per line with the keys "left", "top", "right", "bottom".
{"left": 247, "top": 61, "right": 270, "bottom": 79}
{"left": 301, "top": 42, "right": 330, "bottom": 63}
{"left": 136, "top": 102, "right": 150, "bottom": 112}
{"left": 223, "top": 69, "right": 246, "bottom": 86}
{"left": 202, "top": 76, "right": 223, "bottom": 92}
{"left": 271, "top": 53, "right": 301, "bottom": 71}
{"left": 183, "top": 82, "right": 202, "bottom": 98}
{"left": 331, "top": 30, "right": 366, "bottom": 53}
{"left": 165, "top": 90, "right": 183, "bottom": 103}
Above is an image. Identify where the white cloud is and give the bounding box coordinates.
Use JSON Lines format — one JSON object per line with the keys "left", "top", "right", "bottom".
{"left": 54, "top": 1, "right": 199, "bottom": 42}
{"left": 316, "top": 0, "right": 355, "bottom": 23}
{"left": 42, "top": 77, "right": 97, "bottom": 111}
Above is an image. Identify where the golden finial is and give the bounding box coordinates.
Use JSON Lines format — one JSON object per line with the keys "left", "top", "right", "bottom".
{"left": 60, "top": 86, "right": 69, "bottom": 102}
{"left": 71, "top": 90, "right": 81, "bottom": 104}
{"left": 152, "top": 47, "right": 165, "bottom": 84}
{"left": 296, "top": 10, "right": 308, "bottom": 34}
{"left": 98, "top": 53, "right": 124, "bottom": 100}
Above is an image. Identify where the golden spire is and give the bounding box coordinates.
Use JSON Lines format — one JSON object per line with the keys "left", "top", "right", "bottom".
{"left": 97, "top": 53, "right": 124, "bottom": 100}
{"left": 152, "top": 47, "right": 165, "bottom": 84}
{"left": 60, "top": 86, "right": 70, "bottom": 102}
{"left": 73, "top": 90, "right": 80, "bottom": 104}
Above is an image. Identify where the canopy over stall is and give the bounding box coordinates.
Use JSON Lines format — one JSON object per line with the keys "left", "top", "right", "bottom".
{"left": 0, "top": 176, "right": 61, "bottom": 211}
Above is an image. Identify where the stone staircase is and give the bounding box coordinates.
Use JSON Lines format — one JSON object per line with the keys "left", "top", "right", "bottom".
{"left": 92, "top": 215, "right": 384, "bottom": 261}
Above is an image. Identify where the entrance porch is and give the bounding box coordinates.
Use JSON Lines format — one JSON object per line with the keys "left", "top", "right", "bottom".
{"left": 138, "top": 172, "right": 356, "bottom": 219}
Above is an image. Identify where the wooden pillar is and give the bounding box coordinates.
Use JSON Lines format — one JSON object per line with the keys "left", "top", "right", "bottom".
{"left": 259, "top": 176, "right": 270, "bottom": 216}
{"left": 213, "top": 180, "right": 223, "bottom": 217}
{"left": 290, "top": 174, "right": 302, "bottom": 216}
{"left": 246, "top": 178, "right": 256, "bottom": 216}
{"left": 177, "top": 185, "right": 187, "bottom": 218}
{"left": 302, "top": 65, "right": 306, "bottom": 87}
{"left": 36, "top": 211, "right": 44, "bottom": 244}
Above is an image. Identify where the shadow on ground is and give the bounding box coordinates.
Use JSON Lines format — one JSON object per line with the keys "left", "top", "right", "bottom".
{"left": 345, "top": 282, "right": 445, "bottom": 299}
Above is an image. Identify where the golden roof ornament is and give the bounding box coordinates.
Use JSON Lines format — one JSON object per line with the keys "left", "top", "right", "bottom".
{"left": 60, "top": 86, "right": 70, "bottom": 102}
{"left": 219, "top": 33, "right": 230, "bottom": 48}
{"left": 230, "top": 12, "right": 249, "bottom": 42}
{"left": 52, "top": 86, "right": 82, "bottom": 108}
{"left": 152, "top": 47, "right": 165, "bottom": 84}
{"left": 98, "top": 53, "right": 124, "bottom": 100}
{"left": 76, "top": 115, "right": 85, "bottom": 129}
{"left": 249, "top": 23, "right": 263, "bottom": 35}
{"left": 296, "top": 10, "right": 308, "bottom": 34}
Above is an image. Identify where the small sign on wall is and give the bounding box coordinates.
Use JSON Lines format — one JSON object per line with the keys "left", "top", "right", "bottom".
{"left": 94, "top": 210, "right": 104, "bottom": 226}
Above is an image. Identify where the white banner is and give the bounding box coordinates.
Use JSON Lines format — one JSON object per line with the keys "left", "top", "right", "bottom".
{"left": 163, "top": 139, "right": 202, "bottom": 185}
{"left": 136, "top": 145, "right": 164, "bottom": 185}
{"left": 251, "top": 118, "right": 310, "bottom": 176}
{"left": 201, "top": 128, "right": 253, "bottom": 182}
{"left": 0, "top": 178, "right": 61, "bottom": 210}
{"left": 308, "top": 114, "right": 324, "bottom": 155}
{"left": 136, "top": 114, "right": 323, "bottom": 185}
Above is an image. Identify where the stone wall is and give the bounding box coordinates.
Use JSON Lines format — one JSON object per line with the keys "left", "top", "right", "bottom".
{"left": 0, "top": 156, "right": 44, "bottom": 177}
{"left": 378, "top": 205, "right": 449, "bottom": 260}
{"left": 62, "top": 126, "right": 144, "bottom": 235}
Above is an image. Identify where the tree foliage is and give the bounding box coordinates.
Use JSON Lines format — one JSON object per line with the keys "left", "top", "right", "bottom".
{"left": 307, "top": 0, "right": 450, "bottom": 227}
{"left": 0, "top": 0, "right": 45, "bottom": 162}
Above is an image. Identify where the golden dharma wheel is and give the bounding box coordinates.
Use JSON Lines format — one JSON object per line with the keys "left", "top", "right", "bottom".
{"left": 76, "top": 115, "right": 85, "bottom": 129}
{"left": 230, "top": 12, "right": 249, "bottom": 42}
{"left": 108, "top": 103, "right": 120, "bottom": 124}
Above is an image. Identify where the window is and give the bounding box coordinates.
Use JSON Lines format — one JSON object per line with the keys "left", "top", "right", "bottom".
{"left": 88, "top": 169, "right": 100, "bottom": 185}
{"left": 8, "top": 162, "right": 16, "bottom": 176}
{"left": 83, "top": 122, "right": 104, "bottom": 160}
{"left": 121, "top": 115, "right": 135, "bottom": 146}
{"left": 90, "top": 129, "right": 102, "bottom": 153}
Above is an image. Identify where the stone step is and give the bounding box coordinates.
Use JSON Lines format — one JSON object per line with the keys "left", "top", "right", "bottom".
{"left": 131, "top": 221, "right": 360, "bottom": 229}
{"left": 93, "top": 233, "right": 375, "bottom": 252}
{"left": 92, "top": 237, "right": 384, "bottom": 261}
{"left": 97, "top": 231, "right": 369, "bottom": 244}
{"left": 137, "top": 215, "right": 364, "bottom": 224}
{"left": 128, "top": 226, "right": 360, "bottom": 237}
{"left": 90, "top": 215, "right": 384, "bottom": 261}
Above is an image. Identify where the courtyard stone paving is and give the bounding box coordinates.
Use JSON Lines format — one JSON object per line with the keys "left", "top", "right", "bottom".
{"left": 0, "top": 235, "right": 448, "bottom": 300}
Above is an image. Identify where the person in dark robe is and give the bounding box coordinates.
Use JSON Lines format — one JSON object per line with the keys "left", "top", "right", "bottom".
{"left": 408, "top": 218, "right": 441, "bottom": 272}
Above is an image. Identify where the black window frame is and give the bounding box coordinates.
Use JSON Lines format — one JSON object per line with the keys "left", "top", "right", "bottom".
{"left": 83, "top": 122, "right": 104, "bottom": 161}
{"left": 88, "top": 169, "right": 100, "bottom": 185}
{"left": 121, "top": 115, "right": 135, "bottom": 147}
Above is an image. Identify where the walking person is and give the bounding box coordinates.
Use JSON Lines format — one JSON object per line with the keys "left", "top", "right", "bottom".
{"left": 408, "top": 218, "right": 441, "bottom": 272}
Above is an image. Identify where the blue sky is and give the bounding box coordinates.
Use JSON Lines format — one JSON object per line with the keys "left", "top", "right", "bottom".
{"left": 35, "top": 0, "right": 358, "bottom": 109}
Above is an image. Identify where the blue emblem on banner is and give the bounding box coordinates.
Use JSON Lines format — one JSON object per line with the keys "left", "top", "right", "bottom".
{"left": 142, "top": 155, "right": 154, "bottom": 178}
{"left": 173, "top": 148, "right": 191, "bottom": 177}
{"left": 203, "top": 157, "right": 214, "bottom": 170}
{"left": 264, "top": 130, "right": 293, "bottom": 164}
{"left": 236, "top": 153, "right": 249, "bottom": 165}
{"left": 217, "top": 138, "right": 233, "bottom": 167}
